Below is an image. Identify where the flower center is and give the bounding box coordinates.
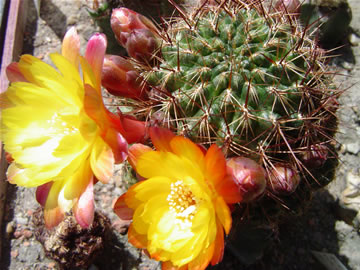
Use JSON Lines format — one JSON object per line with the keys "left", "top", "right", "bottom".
{"left": 167, "top": 180, "right": 198, "bottom": 229}
{"left": 47, "top": 112, "right": 79, "bottom": 136}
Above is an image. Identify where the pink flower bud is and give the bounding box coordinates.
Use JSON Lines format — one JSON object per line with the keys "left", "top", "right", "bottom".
{"left": 125, "top": 28, "right": 159, "bottom": 62}
{"left": 101, "top": 54, "right": 148, "bottom": 100}
{"left": 111, "top": 8, "right": 159, "bottom": 62}
{"left": 268, "top": 165, "right": 300, "bottom": 195}
{"left": 226, "top": 157, "right": 266, "bottom": 202}
{"left": 274, "top": 0, "right": 301, "bottom": 14}
{"left": 301, "top": 144, "right": 328, "bottom": 168}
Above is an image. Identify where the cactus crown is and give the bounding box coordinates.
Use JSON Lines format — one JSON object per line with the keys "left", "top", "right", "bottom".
{"left": 126, "top": 0, "right": 337, "bottom": 174}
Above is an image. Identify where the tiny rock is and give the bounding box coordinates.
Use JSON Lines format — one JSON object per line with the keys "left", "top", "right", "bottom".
{"left": 10, "top": 250, "right": 19, "bottom": 258}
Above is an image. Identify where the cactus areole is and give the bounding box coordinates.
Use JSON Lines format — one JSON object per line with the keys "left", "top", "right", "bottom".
{"left": 116, "top": 1, "right": 339, "bottom": 201}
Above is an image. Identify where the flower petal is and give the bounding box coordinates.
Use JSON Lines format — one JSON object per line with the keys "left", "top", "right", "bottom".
{"left": 61, "top": 27, "right": 80, "bottom": 67}
{"left": 85, "top": 33, "right": 107, "bottom": 90}
{"left": 128, "top": 143, "right": 153, "bottom": 169}
{"left": 36, "top": 182, "right": 53, "bottom": 207}
{"left": 113, "top": 193, "right": 134, "bottom": 221}
{"left": 73, "top": 177, "right": 95, "bottom": 228}
{"left": 210, "top": 220, "right": 224, "bottom": 266}
{"left": 44, "top": 180, "right": 65, "bottom": 228}
{"left": 117, "top": 112, "right": 147, "bottom": 144}
{"left": 149, "top": 127, "right": 175, "bottom": 152}
{"left": 162, "top": 261, "right": 188, "bottom": 270}
{"left": 187, "top": 242, "right": 214, "bottom": 270}
{"left": 214, "top": 196, "right": 232, "bottom": 235}
{"left": 215, "top": 175, "right": 243, "bottom": 204}
{"left": 169, "top": 136, "right": 205, "bottom": 166}
{"left": 204, "top": 144, "right": 226, "bottom": 188}
{"left": 6, "top": 62, "right": 27, "bottom": 82}
{"left": 90, "top": 137, "right": 115, "bottom": 184}
{"left": 84, "top": 84, "right": 128, "bottom": 163}
{"left": 128, "top": 223, "right": 148, "bottom": 249}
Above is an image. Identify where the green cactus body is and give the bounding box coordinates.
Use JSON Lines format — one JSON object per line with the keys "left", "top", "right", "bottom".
{"left": 110, "top": 1, "right": 340, "bottom": 263}
{"left": 139, "top": 2, "right": 337, "bottom": 171}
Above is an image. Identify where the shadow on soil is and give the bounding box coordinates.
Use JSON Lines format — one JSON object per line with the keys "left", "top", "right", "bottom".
{"left": 210, "top": 190, "right": 356, "bottom": 270}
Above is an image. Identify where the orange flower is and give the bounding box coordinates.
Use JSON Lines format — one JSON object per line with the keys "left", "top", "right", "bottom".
{"left": 113, "top": 127, "right": 242, "bottom": 269}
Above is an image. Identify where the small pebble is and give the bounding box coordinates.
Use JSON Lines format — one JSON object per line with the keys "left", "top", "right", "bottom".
{"left": 23, "top": 229, "right": 33, "bottom": 239}
{"left": 6, "top": 222, "right": 15, "bottom": 235}
{"left": 10, "top": 250, "right": 19, "bottom": 258}
{"left": 13, "top": 230, "right": 23, "bottom": 239}
{"left": 47, "top": 262, "right": 56, "bottom": 269}
{"left": 23, "top": 241, "right": 30, "bottom": 247}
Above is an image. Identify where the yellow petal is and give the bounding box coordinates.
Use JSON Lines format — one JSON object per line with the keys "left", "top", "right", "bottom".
{"left": 61, "top": 27, "right": 80, "bottom": 67}
{"left": 136, "top": 151, "right": 203, "bottom": 182}
{"left": 169, "top": 136, "right": 205, "bottom": 168}
{"left": 90, "top": 137, "right": 114, "bottom": 184}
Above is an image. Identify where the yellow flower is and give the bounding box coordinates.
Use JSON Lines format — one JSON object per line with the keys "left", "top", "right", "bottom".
{"left": 113, "top": 127, "right": 242, "bottom": 270}
{"left": 1, "top": 27, "right": 137, "bottom": 228}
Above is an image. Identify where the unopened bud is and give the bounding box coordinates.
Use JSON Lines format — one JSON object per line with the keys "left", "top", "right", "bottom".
{"left": 125, "top": 29, "right": 159, "bottom": 63}
{"left": 102, "top": 54, "right": 148, "bottom": 100}
{"left": 268, "top": 165, "right": 300, "bottom": 195}
{"left": 274, "top": 0, "right": 301, "bottom": 14}
{"left": 227, "top": 157, "right": 266, "bottom": 202}
{"left": 111, "top": 8, "right": 159, "bottom": 62}
{"left": 301, "top": 144, "right": 328, "bottom": 168}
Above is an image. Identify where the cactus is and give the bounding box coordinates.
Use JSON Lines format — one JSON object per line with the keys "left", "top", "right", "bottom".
{"left": 107, "top": 0, "right": 340, "bottom": 264}
{"left": 114, "top": 0, "right": 338, "bottom": 181}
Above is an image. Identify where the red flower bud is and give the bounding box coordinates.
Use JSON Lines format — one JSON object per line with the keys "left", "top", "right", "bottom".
{"left": 226, "top": 157, "right": 266, "bottom": 202}
{"left": 267, "top": 165, "right": 300, "bottom": 195}
{"left": 101, "top": 54, "right": 148, "bottom": 100}
{"left": 301, "top": 144, "right": 328, "bottom": 168}
{"left": 111, "top": 8, "right": 159, "bottom": 62}
{"left": 125, "top": 29, "right": 159, "bottom": 63}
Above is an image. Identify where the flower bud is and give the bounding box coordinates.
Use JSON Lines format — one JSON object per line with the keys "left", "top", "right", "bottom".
{"left": 125, "top": 29, "right": 159, "bottom": 63}
{"left": 101, "top": 54, "right": 148, "bottom": 100}
{"left": 274, "top": 0, "right": 301, "bottom": 14}
{"left": 268, "top": 165, "right": 300, "bottom": 195}
{"left": 301, "top": 144, "right": 328, "bottom": 168}
{"left": 226, "top": 157, "right": 266, "bottom": 202}
{"left": 111, "top": 8, "right": 159, "bottom": 62}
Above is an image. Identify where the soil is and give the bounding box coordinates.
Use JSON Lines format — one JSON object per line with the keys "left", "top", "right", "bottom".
{"left": 1, "top": 0, "right": 360, "bottom": 270}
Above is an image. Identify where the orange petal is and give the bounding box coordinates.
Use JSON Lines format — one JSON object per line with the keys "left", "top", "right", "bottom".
{"left": 113, "top": 193, "right": 134, "bottom": 221}
{"left": 117, "top": 112, "right": 147, "bottom": 144}
{"left": 128, "top": 143, "right": 153, "bottom": 169}
{"left": 214, "top": 196, "right": 232, "bottom": 235}
{"left": 44, "top": 206, "right": 64, "bottom": 229}
{"left": 84, "top": 84, "right": 128, "bottom": 163}
{"left": 149, "top": 127, "right": 175, "bottom": 152}
{"left": 162, "top": 261, "right": 188, "bottom": 270}
{"left": 6, "top": 62, "right": 27, "bottom": 82}
{"left": 187, "top": 242, "right": 214, "bottom": 270}
{"left": 44, "top": 181, "right": 65, "bottom": 228}
{"left": 210, "top": 220, "right": 225, "bottom": 266}
{"left": 204, "top": 144, "right": 226, "bottom": 188}
{"left": 169, "top": 136, "right": 205, "bottom": 165}
{"left": 85, "top": 33, "right": 107, "bottom": 90}
{"left": 128, "top": 223, "right": 148, "bottom": 249}
{"left": 61, "top": 27, "right": 80, "bottom": 67}
{"left": 73, "top": 177, "right": 95, "bottom": 228}
{"left": 90, "top": 137, "right": 115, "bottom": 184}
{"left": 215, "top": 175, "right": 243, "bottom": 204}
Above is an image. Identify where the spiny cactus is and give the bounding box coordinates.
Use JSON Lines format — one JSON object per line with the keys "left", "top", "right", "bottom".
{"left": 106, "top": 0, "right": 340, "bottom": 265}
{"left": 114, "top": 0, "right": 338, "bottom": 184}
